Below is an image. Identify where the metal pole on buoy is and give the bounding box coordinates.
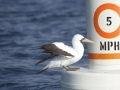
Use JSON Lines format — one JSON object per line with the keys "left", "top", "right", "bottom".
{"left": 61, "top": 0, "right": 120, "bottom": 90}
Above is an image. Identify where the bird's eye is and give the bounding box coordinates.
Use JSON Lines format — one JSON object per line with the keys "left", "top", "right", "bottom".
{"left": 81, "top": 38, "right": 85, "bottom": 40}
{"left": 80, "top": 38, "right": 85, "bottom": 42}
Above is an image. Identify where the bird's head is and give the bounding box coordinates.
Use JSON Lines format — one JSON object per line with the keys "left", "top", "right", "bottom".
{"left": 73, "top": 34, "right": 94, "bottom": 43}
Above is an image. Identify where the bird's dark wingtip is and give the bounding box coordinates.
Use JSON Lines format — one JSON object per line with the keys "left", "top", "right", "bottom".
{"left": 35, "top": 60, "right": 44, "bottom": 65}
{"left": 36, "top": 68, "right": 48, "bottom": 74}
{"left": 35, "top": 62, "right": 39, "bottom": 65}
{"left": 35, "top": 55, "right": 55, "bottom": 65}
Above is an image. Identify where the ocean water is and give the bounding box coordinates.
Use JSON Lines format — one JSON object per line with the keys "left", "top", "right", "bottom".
{"left": 0, "top": 0, "right": 87, "bottom": 90}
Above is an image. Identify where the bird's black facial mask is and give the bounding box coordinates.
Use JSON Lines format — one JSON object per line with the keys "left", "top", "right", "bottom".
{"left": 80, "top": 38, "right": 85, "bottom": 42}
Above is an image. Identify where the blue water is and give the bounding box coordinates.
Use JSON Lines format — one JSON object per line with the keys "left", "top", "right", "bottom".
{"left": 0, "top": 0, "right": 87, "bottom": 90}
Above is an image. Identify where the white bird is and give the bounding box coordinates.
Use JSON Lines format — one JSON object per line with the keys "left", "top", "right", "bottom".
{"left": 35, "top": 34, "right": 94, "bottom": 74}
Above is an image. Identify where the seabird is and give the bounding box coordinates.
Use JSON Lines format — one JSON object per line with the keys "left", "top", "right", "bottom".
{"left": 35, "top": 34, "right": 94, "bottom": 74}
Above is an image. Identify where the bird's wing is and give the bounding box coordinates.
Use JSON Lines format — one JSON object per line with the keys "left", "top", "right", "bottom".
{"left": 53, "top": 42, "right": 77, "bottom": 58}
{"left": 36, "top": 42, "right": 77, "bottom": 65}
{"left": 41, "top": 42, "right": 77, "bottom": 57}
{"left": 35, "top": 55, "right": 55, "bottom": 65}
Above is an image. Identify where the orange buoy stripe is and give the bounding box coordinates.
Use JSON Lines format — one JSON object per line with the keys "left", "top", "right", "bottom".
{"left": 88, "top": 53, "right": 120, "bottom": 59}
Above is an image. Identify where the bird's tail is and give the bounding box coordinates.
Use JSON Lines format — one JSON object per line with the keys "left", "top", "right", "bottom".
{"left": 36, "top": 64, "right": 49, "bottom": 74}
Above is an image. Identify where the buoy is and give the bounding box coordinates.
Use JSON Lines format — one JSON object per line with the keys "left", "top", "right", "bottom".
{"left": 61, "top": 68, "right": 120, "bottom": 90}
{"left": 87, "top": 0, "right": 120, "bottom": 70}
{"left": 61, "top": 0, "right": 120, "bottom": 90}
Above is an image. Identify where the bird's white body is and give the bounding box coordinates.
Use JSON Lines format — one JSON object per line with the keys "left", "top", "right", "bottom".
{"left": 44, "top": 34, "right": 84, "bottom": 69}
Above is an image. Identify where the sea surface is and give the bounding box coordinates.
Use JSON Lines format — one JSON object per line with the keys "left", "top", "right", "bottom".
{"left": 0, "top": 0, "right": 88, "bottom": 90}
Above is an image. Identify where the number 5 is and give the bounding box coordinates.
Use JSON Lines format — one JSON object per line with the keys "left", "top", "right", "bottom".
{"left": 107, "top": 17, "right": 112, "bottom": 26}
